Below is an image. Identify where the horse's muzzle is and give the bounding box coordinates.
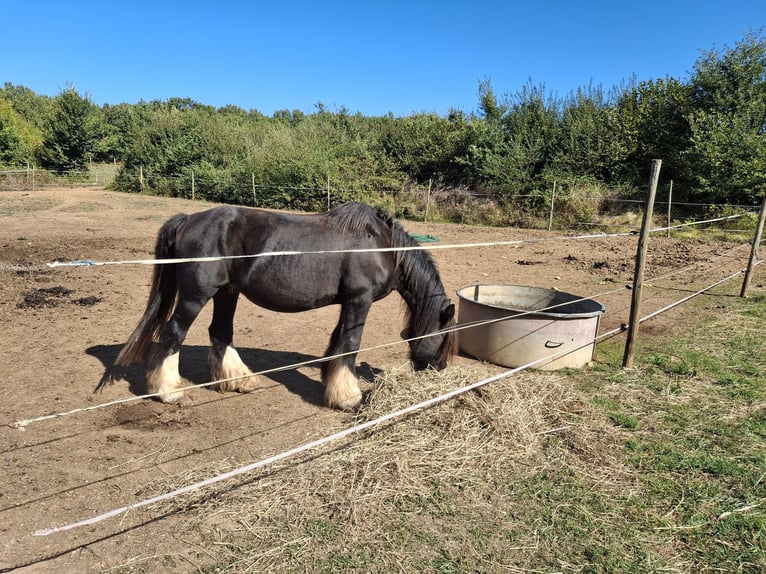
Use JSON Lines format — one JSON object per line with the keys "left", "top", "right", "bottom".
{"left": 412, "top": 358, "right": 448, "bottom": 372}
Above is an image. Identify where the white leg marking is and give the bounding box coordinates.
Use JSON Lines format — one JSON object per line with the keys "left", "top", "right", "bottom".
{"left": 146, "top": 351, "right": 187, "bottom": 403}
{"left": 210, "top": 346, "right": 262, "bottom": 393}
{"left": 324, "top": 363, "right": 362, "bottom": 410}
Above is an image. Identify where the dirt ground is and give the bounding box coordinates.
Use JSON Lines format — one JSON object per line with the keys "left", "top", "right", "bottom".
{"left": 0, "top": 187, "right": 759, "bottom": 573}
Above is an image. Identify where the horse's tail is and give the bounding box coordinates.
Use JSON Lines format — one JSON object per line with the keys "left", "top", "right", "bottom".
{"left": 115, "top": 213, "right": 188, "bottom": 366}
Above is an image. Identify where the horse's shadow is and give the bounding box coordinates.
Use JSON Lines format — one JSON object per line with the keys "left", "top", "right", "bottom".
{"left": 86, "top": 345, "right": 382, "bottom": 408}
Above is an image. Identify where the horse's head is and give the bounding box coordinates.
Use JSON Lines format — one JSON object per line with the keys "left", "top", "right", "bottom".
{"left": 393, "top": 229, "right": 459, "bottom": 373}
{"left": 407, "top": 301, "right": 458, "bottom": 371}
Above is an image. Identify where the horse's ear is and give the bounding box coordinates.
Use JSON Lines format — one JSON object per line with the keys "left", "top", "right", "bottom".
{"left": 441, "top": 303, "right": 455, "bottom": 325}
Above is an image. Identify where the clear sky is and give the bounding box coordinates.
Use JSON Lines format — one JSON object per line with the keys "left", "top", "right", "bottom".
{"left": 3, "top": 1, "right": 763, "bottom": 117}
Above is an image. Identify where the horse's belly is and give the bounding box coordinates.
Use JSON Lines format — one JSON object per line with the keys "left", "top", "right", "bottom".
{"left": 241, "top": 288, "right": 337, "bottom": 313}
{"left": 233, "top": 252, "right": 394, "bottom": 313}
{"left": 237, "top": 274, "right": 339, "bottom": 312}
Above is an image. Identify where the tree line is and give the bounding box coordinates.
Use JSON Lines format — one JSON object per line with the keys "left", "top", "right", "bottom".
{"left": 1, "top": 31, "right": 763, "bottom": 215}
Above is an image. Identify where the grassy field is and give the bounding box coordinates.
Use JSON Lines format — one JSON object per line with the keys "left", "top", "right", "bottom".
{"left": 125, "top": 284, "right": 766, "bottom": 573}
{"left": 572, "top": 292, "right": 766, "bottom": 572}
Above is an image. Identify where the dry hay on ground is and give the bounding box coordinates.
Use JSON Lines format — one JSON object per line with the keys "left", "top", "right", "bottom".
{"left": 132, "top": 364, "right": 629, "bottom": 571}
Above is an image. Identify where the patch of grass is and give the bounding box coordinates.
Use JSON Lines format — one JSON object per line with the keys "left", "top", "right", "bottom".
{"left": 598, "top": 292, "right": 766, "bottom": 571}
{"left": 58, "top": 200, "right": 111, "bottom": 213}
{"left": 0, "top": 196, "right": 60, "bottom": 215}
{"left": 593, "top": 395, "right": 640, "bottom": 429}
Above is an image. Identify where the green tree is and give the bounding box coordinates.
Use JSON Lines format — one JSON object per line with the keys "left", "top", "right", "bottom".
{"left": 115, "top": 103, "right": 208, "bottom": 194}
{"left": 554, "top": 85, "right": 625, "bottom": 181}
{"left": 100, "top": 102, "right": 144, "bottom": 162}
{"left": 380, "top": 112, "right": 465, "bottom": 183}
{"left": 478, "top": 78, "right": 508, "bottom": 124}
{"left": 615, "top": 77, "right": 692, "bottom": 186}
{"left": 482, "top": 82, "right": 559, "bottom": 194}
{"left": 0, "top": 83, "right": 51, "bottom": 130}
{"left": 683, "top": 31, "right": 766, "bottom": 203}
{"left": 0, "top": 99, "right": 42, "bottom": 166}
{"left": 38, "top": 86, "right": 100, "bottom": 172}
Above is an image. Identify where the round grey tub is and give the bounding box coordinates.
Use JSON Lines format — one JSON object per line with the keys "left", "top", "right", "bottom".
{"left": 456, "top": 284, "right": 606, "bottom": 370}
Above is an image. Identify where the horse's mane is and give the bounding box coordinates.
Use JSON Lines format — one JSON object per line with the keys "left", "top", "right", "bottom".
{"left": 392, "top": 221, "right": 458, "bottom": 363}
{"left": 325, "top": 201, "right": 443, "bottom": 297}
{"left": 325, "top": 201, "right": 394, "bottom": 236}
{"left": 325, "top": 203, "right": 457, "bottom": 361}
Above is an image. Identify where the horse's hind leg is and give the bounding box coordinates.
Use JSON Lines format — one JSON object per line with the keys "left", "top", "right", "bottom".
{"left": 208, "top": 288, "right": 263, "bottom": 394}
{"left": 322, "top": 299, "right": 370, "bottom": 410}
{"left": 147, "top": 297, "right": 206, "bottom": 403}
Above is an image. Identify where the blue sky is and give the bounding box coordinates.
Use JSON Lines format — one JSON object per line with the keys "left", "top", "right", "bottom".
{"left": 3, "top": 1, "right": 763, "bottom": 117}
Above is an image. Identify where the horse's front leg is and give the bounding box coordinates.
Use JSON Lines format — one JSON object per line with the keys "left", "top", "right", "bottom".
{"left": 146, "top": 298, "right": 205, "bottom": 404}
{"left": 322, "top": 299, "right": 371, "bottom": 410}
{"left": 208, "top": 289, "right": 263, "bottom": 394}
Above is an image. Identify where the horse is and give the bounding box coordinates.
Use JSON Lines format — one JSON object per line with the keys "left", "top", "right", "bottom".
{"left": 115, "top": 202, "right": 458, "bottom": 410}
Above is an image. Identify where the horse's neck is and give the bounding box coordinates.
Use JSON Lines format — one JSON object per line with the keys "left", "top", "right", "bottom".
{"left": 397, "top": 284, "right": 417, "bottom": 313}
{"left": 396, "top": 254, "right": 444, "bottom": 318}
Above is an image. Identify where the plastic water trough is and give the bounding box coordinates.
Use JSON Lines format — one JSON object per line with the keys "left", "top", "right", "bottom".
{"left": 456, "top": 284, "right": 606, "bottom": 371}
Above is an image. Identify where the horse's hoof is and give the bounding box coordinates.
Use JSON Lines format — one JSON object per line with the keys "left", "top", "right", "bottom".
{"left": 326, "top": 391, "right": 363, "bottom": 411}
{"left": 215, "top": 375, "right": 263, "bottom": 394}
{"left": 233, "top": 375, "right": 263, "bottom": 393}
{"left": 235, "top": 379, "right": 261, "bottom": 393}
{"left": 156, "top": 388, "right": 188, "bottom": 404}
{"left": 156, "top": 381, "right": 192, "bottom": 405}
{"left": 324, "top": 364, "right": 363, "bottom": 411}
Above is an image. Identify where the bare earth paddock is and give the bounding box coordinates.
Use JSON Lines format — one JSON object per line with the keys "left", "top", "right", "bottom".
{"left": 0, "top": 187, "right": 759, "bottom": 572}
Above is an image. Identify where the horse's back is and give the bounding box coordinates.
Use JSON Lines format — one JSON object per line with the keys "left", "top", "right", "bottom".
{"left": 170, "top": 204, "right": 397, "bottom": 312}
{"left": 175, "top": 205, "right": 289, "bottom": 257}
{"left": 176, "top": 203, "right": 392, "bottom": 251}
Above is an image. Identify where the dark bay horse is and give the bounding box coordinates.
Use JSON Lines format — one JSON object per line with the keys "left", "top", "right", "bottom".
{"left": 115, "top": 202, "right": 458, "bottom": 409}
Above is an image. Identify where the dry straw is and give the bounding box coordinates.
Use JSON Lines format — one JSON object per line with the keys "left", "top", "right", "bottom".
{"left": 129, "top": 365, "right": 628, "bottom": 571}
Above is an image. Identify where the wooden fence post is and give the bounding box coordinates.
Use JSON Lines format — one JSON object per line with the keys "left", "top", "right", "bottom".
{"left": 252, "top": 173, "right": 256, "bottom": 206}
{"left": 424, "top": 178, "right": 433, "bottom": 223}
{"left": 327, "top": 174, "right": 331, "bottom": 210}
{"left": 740, "top": 192, "right": 766, "bottom": 298}
{"left": 666, "top": 180, "right": 673, "bottom": 238}
{"left": 548, "top": 180, "right": 556, "bottom": 231}
{"left": 191, "top": 171, "right": 195, "bottom": 201}
{"left": 623, "top": 159, "right": 662, "bottom": 369}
